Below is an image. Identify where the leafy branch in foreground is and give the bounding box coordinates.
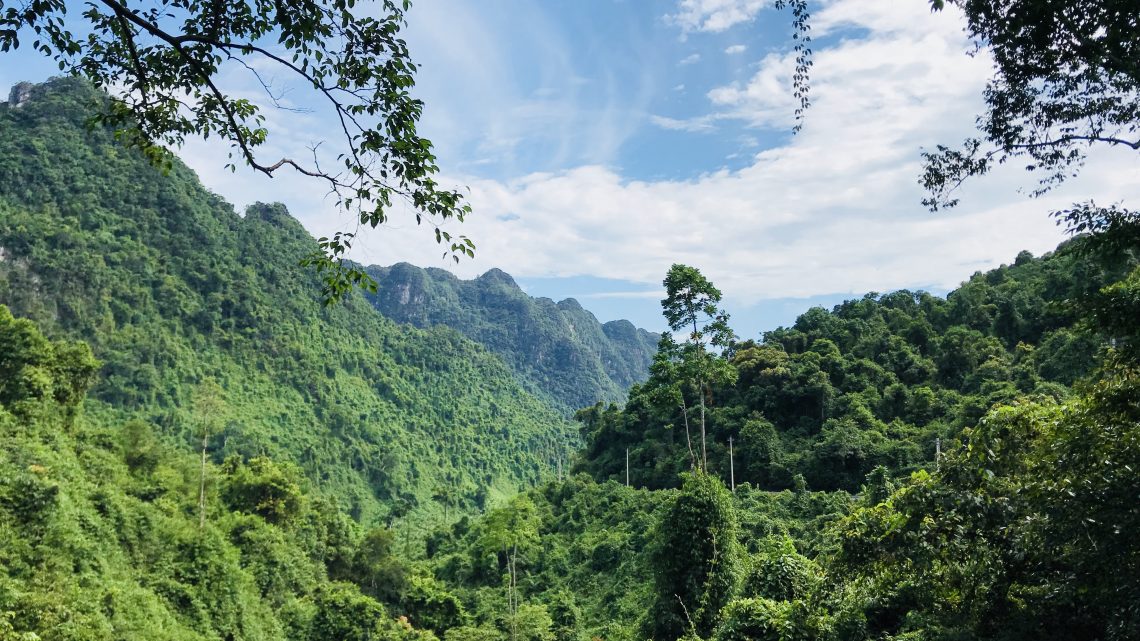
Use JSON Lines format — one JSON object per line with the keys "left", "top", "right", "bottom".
{"left": 922, "top": 0, "right": 1139, "bottom": 210}
{"left": 0, "top": 0, "right": 473, "bottom": 301}
{"left": 775, "top": 0, "right": 813, "bottom": 133}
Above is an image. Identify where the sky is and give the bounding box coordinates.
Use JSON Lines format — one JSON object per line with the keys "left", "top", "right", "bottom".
{"left": 3, "top": 0, "right": 1139, "bottom": 336}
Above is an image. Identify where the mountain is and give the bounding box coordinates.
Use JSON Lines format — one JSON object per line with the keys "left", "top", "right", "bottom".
{"left": 421, "top": 235, "right": 1140, "bottom": 640}
{"left": 363, "top": 262, "right": 659, "bottom": 413}
{"left": 0, "top": 77, "right": 577, "bottom": 524}
{"left": 3, "top": 76, "right": 1138, "bottom": 641}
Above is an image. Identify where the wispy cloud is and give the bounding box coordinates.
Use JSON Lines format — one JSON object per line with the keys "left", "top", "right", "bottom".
{"left": 669, "top": 0, "right": 767, "bottom": 32}
{"left": 393, "top": 0, "right": 656, "bottom": 177}
{"left": 577, "top": 290, "right": 666, "bottom": 300}
{"left": 649, "top": 114, "right": 719, "bottom": 132}
{"left": 724, "top": 44, "right": 747, "bottom": 54}
{"left": 679, "top": 53, "right": 702, "bottom": 65}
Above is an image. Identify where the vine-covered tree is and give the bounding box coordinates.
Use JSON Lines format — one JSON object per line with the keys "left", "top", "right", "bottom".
{"left": 661, "top": 264, "right": 737, "bottom": 471}
{"left": 0, "top": 305, "right": 98, "bottom": 419}
{"left": 644, "top": 472, "right": 742, "bottom": 641}
{"left": 0, "top": 0, "right": 472, "bottom": 301}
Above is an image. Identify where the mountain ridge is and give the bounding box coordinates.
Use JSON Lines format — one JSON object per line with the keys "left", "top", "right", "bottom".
{"left": 363, "top": 262, "right": 660, "bottom": 413}
{"left": 0, "top": 77, "right": 577, "bottom": 524}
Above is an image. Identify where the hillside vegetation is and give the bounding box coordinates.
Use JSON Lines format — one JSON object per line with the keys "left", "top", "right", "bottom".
{"left": 0, "top": 78, "right": 577, "bottom": 525}
{"left": 0, "top": 305, "right": 443, "bottom": 641}
{"left": 2, "top": 77, "right": 1139, "bottom": 641}
{"left": 365, "top": 262, "right": 659, "bottom": 413}
{"left": 576, "top": 241, "right": 1124, "bottom": 492}
{"left": 420, "top": 231, "right": 1140, "bottom": 641}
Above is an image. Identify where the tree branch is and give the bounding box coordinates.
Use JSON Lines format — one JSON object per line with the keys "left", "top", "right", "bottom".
{"left": 96, "top": 0, "right": 264, "bottom": 173}
{"left": 1007, "top": 133, "right": 1140, "bottom": 151}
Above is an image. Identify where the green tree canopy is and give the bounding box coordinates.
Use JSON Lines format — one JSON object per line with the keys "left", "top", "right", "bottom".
{"left": 0, "top": 0, "right": 472, "bottom": 301}
{"left": 660, "top": 264, "right": 737, "bottom": 470}
{"left": 0, "top": 304, "right": 97, "bottom": 416}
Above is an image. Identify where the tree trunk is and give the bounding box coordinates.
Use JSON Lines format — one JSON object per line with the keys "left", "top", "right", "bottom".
{"left": 693, "top": 315, "right": 707, "bottom": 471}
{"left": 508, "top": 543, "right": 518, "bottom": 641}
{"left": 680, "top": 397, "right": 695, "bottom": 470}
{"left": 729, "top": 436, "right": 735, "bottom": 491}
{"left": 198, "top": 430, "right": 208, "bottom": 529}
{"left": 699, "top": 378, "right": 707, "bottom": 471}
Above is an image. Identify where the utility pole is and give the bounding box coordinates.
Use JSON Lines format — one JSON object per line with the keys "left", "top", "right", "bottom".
{"left": 625, "top": 448, "right": 630, "bottom": 487}
{"left": 729, "top": 436, "right": 735, "bottom": 492}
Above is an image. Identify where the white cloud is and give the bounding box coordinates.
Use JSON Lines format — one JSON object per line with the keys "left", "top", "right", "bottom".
{"left": 171, "top": 0, "right": 1140, "bottom": 313}
{"left": 649, "top": 114, "right": 718, "bottom": 132}
{"left": 670, "top": 0, "right": 767, "bottom": 32}
{"left": 577, "top": 290, "right": 666, "bottom": 300}
{"left": 679, "top": 53, "right": 702, "bottom": 65}
{"left": 725, "top": 44, "right": 748, "bottom": 54}
{"left": 707, "top": 51, "right": 799, "bottom": 127}
{"left": 812, "top": 0, "right": 950, "bottom": 37}
{"left": 395, "top": 151, "right": 1135, "bottom": 306}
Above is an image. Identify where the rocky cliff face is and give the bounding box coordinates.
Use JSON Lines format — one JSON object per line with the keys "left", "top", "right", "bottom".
{"left": 6, "top": 82, "right": 35, "bottom": 108}
{"left": 365, "top": 263, "right": 659, "bottom": 412}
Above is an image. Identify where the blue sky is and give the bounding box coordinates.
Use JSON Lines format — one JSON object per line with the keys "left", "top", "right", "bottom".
{"left": 398, "top": 0, "right": 795, "bottom": 183}
{"left": 4, "top": 0, "right": 1139, "bottom": 337}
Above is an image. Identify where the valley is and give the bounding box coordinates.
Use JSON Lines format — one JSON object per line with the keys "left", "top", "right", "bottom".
{"left": 1, "top": 26, "right": 1139, "bottom": 640}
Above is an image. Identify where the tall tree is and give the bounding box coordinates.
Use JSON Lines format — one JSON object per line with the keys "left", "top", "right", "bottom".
{"left": 191, "top": 377, "right": 226, "bottom": 529}
{"left": 661, "top": 264, "right": 737, "bottom": 470}
{"left": 0, "top": 0, "right": 472, "bottom": 301}
{"left": 479, "top": 496, "right": 541, "bottom": 641}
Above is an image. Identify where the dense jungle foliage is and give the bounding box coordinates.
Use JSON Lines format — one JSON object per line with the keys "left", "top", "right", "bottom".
{"left": 0, "top": 78, "right": 579, "bottom": 527}
{"left": 0, "top": 304, "right": 441, "bottom": 641}
{"left": 423, "top": 228, "right": 1139, "bottom": 641}
{"left": 2, "top": 78, "right": 1139, "bottom": 641}
{"left": 364, "top": 263, "right": 659, "bottom": 413}
{"left": 576, "top": 240, "right": 1131, "bottom": 492}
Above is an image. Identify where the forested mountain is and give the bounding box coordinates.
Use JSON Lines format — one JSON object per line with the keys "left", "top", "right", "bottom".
{"left": 3, "top": 77, "right": 1139, "bottom": 641}
{"left": 426, "top": 230, "right": 1139, "bottom": 641}
{"left": 0, "top": 307, "right": 436, "bottom": 640}
{"left": 0, "top": 78, "right": 576, "bottom": 525}
{"left": 575, "top": 241, "right": 1129, "bottom": 493}
{"left": 364, "top": 263, "right": 659, "bottom": 412}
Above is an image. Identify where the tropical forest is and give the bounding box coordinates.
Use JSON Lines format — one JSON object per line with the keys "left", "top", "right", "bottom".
{"left": 0, "top": 2, "right": 1137, "bottom": 641}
